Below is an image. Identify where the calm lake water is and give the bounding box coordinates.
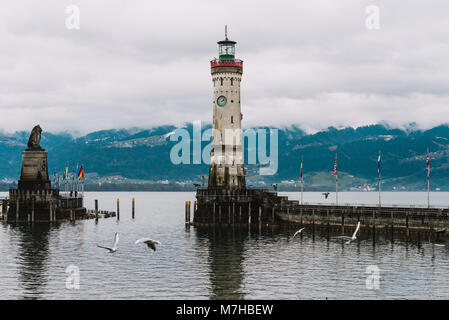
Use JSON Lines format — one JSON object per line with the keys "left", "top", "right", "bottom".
{"left": 1, "top": 191, "right": 449, "bottom": 300}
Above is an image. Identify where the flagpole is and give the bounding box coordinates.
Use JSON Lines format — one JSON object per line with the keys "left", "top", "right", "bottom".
{"left": 378, "top": 150, "right": 381, "bottom": 207}
{"left": 300, "top": 156, "right": 304, "bottom": 205}
{"left": 427, "top": 148, "right": 430, "bottom": 208}
{"left": 379, "top": 175, "right": 381, "bottom": 207}
{"left": 335, "top": 153, "right": 338, "bottom": 206}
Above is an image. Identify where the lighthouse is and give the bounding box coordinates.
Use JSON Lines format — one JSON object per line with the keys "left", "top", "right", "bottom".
{"left": 208, "top": 27, "right": 246, "bottom": 189}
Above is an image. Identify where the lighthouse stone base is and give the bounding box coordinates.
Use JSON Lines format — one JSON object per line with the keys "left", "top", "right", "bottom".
{"left": 194, "top": 187, "right": 291, "bottom": 226}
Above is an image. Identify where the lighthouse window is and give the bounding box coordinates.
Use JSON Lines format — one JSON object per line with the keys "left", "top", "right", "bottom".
{"left": 231, "top": 78, "right": 234, "bottom": 86}
{"left": 220, "top": 78, "right": 223, "bottom": 86}
{"left": 231, "top": 116, "right": 233, "bottom": 123}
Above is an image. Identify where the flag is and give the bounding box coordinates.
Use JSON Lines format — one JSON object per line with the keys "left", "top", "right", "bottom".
{"left": 426, "top": 152, "right": 430, "bottom": 178}
{"left": 78, "top": 165, "right": 84, "bottom": 180}
{"left": 53, "top": 171, "right": 56, "bottom": 183}
{"left": 377, "top": 151, "right": 381, "bottom": 178}
{"left": 300, "top": 159, "right": 303, "bottom": 179}
{"left": 333, "top": 157, "right": 337, "bottom": 177}
{"left": 72, "top": 168, "right": 75, "bottom": 181}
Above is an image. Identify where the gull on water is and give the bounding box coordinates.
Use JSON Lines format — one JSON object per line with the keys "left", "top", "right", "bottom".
{"left": 135, "top": 238, "right": 161, "bottom": 251}
{"left": 97, "top": 232, "right": 119, "bottom": 252}
{"left": 334, "top": 221, "right": 361, "bottom": 244}
{"left": 292, "top": 228, "right": 305, "bottom": 239}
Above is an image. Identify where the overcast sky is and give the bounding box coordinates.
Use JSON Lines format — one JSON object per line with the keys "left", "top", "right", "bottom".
{"left": 1, "top": 0, "right": 449, "bottom": 134}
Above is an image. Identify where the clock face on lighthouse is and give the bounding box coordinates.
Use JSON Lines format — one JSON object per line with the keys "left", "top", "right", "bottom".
{"left": 217, "top": 96, "right": 227, "bottom": 107}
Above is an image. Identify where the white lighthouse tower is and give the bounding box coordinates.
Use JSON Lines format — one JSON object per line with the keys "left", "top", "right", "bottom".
{"left": 208, "top": 27, "right": 246, "bottom": 189}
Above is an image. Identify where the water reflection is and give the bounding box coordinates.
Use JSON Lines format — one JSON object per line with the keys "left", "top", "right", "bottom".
{"left": 194, "top": 227, "right": 245, "bottom": 299}
{"left": 12, "top": 223, "right": 57, "bottom": 299}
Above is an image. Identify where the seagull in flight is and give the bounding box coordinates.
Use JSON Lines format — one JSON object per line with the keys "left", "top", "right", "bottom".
{"left": 322, "top": 192, "right": 330, "bottom": 199}
{"left": 335, "top": 221, "right": 361, "bottom": 244}
{"left": 97, "top": 232, "right": 119, "bottom": 252}
{"left": 135, "top": 238, "right": 161, "bottom": 251}
{"left": 292, "top": 228, "right": 305, "bottom": 239}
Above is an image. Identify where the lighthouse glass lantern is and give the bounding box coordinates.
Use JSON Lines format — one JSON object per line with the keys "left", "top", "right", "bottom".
{"left": 218, "top": 40, "right": 236, "bottom": 61}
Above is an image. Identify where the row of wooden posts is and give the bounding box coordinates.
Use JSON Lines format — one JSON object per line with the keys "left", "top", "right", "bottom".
{"left": 94, "top": 197, "right": 135, "bottom": 221}
{"left": 0, "top": 198, "right": 136, "bottom": 222}
{"left": 184, "top": 200, "right": 269, "bottom": 226}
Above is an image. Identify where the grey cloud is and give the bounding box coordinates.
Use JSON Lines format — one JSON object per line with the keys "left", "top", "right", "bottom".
{"left": 0, "top": 0, "right": 448, "bottom": 134}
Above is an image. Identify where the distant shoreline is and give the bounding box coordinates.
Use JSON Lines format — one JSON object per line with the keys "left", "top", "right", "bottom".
{"left": 0, "top": 183, "right": 444, "bottom": 192}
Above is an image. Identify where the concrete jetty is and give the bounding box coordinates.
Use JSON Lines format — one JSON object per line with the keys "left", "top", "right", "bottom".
{"left": 193, "top": 188, "right": 449, "bottom": 240}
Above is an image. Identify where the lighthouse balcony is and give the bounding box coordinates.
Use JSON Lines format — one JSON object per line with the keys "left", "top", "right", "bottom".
{"left": 210, "top": 59, "right": 243, "bottom": 68}
{"left": 210, "top": 59, "right": 243, "bottom": 74}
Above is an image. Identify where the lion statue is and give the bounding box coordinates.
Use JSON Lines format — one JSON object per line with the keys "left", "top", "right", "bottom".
{"left": 27, "top": 125, "right": 43, "bottom": 150}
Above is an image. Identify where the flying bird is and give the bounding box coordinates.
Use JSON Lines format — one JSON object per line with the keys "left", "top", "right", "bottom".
{"left": 135, "top": 238, "right": 161, "bottom": 251}
{"left": 334, "top": 221, "right": 361, "bottom": 244}
{"left": 97, "top": 232, "right": 119, "bottom": 252}
{"left": 292, "top": 228, "right": 305, "bottom": 239}
{"left": 322, "top": 192, "right": 330, "bottom": 199}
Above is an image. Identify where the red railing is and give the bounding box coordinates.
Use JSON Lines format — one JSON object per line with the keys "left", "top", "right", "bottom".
{"left": 210, "top": 59, "right": 243, "bottom": 68}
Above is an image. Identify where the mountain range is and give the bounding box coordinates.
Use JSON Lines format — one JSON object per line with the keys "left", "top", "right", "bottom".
{"left": 1, "top": 123, "right": 448, "bottom": 191}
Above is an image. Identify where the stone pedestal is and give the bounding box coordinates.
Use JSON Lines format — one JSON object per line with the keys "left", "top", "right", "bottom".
{"left": 18, "top": 150, "right": 50, "bottom": 190}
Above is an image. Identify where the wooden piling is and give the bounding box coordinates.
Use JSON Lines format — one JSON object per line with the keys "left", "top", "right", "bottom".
{"left": 341, "top": 209, "right": 344, "bottom": 234}
{"left": 406, "top": 212, "right": 409, "bottom": 237}
{"left": 95, "top": 199, "right": 98, "bottom": 220}
{"left": 132, "top": 197, "right": 135, "bottom": 219}
{"left": 228, "top": 205, "right": 231, "bottom": 225}
{"left": 213, "top": 202, "right": 216, "bottom": 224}
{"left": 16, "top": 199, "right": 19, "bottom": 222}
{"left": 391, "top": 211, "right": 394, "bottom": 239}
{"left": 248, "top": 202, "right": 251, "bottom": 225}
{"left": 185, "top": 201, "right": 190, "bottom": 225}
{"left": 2, "top": 200, "right": 7, "bottom": 222}
{"left": 232, "top": 202, "right": 235, "bottom": 225}
{"left": 117, "top": 198, "right": 120, "bottom": 220}
{"left": 31, "top": 199, "right": 35, "bottom": 222}
{"left": 194, "top": 201, "right": 197, "bottom": 219}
